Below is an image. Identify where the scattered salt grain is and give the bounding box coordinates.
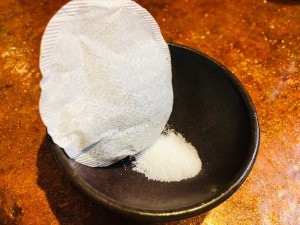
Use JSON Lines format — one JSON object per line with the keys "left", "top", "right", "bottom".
{"left": 132, "top": 129, "right": 202, "bottom": 182}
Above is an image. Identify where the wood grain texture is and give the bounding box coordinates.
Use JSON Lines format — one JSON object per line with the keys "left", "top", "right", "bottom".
{"left": 0, "top": 0, "right": 299, "bottom": 224}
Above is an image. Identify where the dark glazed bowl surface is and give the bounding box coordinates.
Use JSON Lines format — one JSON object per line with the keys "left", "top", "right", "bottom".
{"left": 50, "top": 43, "right": 259, "bottom": 221}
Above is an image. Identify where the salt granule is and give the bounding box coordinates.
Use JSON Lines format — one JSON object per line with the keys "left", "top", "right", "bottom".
{"left": 133, "top": 129, "right": 202, "bottom": 182}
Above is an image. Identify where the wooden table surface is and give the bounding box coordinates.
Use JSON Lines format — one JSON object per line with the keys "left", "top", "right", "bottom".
{"left": 0, "top": 0, "right": 299, "bottom": 224}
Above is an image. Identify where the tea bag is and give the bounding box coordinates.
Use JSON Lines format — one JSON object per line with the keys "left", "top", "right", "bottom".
{"left": 39, "top": 0, "right": 173, "bottom": 167}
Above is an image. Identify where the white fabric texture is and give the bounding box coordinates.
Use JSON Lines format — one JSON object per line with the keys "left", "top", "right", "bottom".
{"left": 39, "top": 0, "right": 173, "bottom": 167}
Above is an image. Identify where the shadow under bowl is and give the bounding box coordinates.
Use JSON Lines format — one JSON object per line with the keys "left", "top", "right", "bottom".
{"left": 50, "top": 43, "right": 259, "bottom": 221}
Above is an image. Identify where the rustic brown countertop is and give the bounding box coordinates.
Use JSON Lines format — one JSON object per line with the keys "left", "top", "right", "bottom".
{"left": 0, "top": 0, "right": 299, "bottom": 224}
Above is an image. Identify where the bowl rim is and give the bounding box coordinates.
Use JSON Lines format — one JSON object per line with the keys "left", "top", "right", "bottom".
{"left": 51, "top": 43, "right": 260, "bottom": 221}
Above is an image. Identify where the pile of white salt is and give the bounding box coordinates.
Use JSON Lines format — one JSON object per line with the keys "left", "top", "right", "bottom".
{"left": 133, "top": 129, "right": 202, "bottom": 182}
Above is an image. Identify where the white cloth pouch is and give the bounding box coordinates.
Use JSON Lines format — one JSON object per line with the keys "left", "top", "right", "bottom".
{"left": 39, "top": 0, "right": 173, "bottom": 167}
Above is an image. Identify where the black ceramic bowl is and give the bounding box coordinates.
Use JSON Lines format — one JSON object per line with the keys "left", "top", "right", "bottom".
{"left": 50, "top": 43, "right": 259, "bottom": 221}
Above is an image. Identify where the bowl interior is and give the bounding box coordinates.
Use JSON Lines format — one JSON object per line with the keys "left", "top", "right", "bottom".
{"left": 51, "top": 43, "right": 259, "bottom": 221}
